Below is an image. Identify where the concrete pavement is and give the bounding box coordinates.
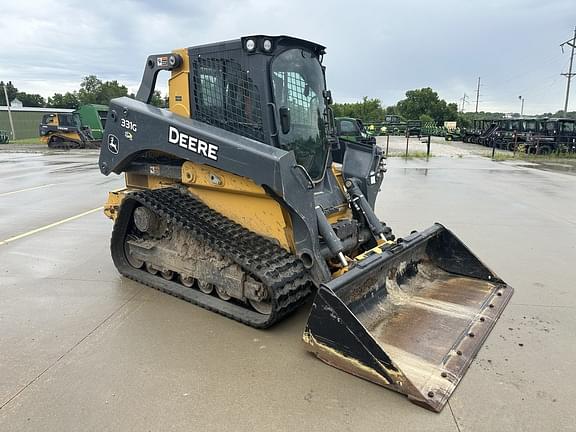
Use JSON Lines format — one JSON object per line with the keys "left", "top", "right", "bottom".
{"left": 0, "top": 149, "right": 574, "bottom": 431}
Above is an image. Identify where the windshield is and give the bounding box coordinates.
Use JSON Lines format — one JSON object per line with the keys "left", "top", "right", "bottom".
{"left": 560, "top": 121, "right": 575, "bottom": 133}
{"left": 59, "top": 114, "right": 81, "bottom": 128}
{"left": 271, "top": 48, "right": 328, "bottom": 181}
{"left": 524, "top": 120, "right": 537, "bottom": 131}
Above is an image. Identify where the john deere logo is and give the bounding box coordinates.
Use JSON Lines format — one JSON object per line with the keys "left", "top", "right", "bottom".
{"left": 107, "top": 134, "right": 119, "bottom": 154}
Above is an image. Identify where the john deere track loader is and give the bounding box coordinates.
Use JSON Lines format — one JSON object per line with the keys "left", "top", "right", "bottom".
{"left": 98, "top": 35, "right": 512, "bottom": 411}
{"left": 40, "top": 112, "right": 100, "bottom": 149}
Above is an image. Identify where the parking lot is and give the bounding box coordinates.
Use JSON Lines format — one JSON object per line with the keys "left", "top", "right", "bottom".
{"left": 1, "top": 147, "right": 575, "bottom": 431}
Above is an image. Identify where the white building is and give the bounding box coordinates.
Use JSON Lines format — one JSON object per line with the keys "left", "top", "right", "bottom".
{"left": 10, "top": 98, "right": 23, "bottom": 108}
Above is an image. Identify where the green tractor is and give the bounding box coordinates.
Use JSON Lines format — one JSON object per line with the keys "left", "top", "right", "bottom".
{"left": 334, "top": 117, "right": 376, "bottom": 145}
{"left": 39, "top": 104, "right": 109, "bottom": 149}
{"left": 382, "top": 114, "right": 406, "bottom": 135}
{"left": 76, "top": 104, "right": 109, "bottom": 140}
{"left": 444, "top": 128, "right": 463, "bottom": 141}
{"left": 333, "top": 117, "right": 377, "bottom": 162}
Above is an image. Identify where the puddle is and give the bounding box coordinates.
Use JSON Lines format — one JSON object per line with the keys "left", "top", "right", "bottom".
{"left": 501, "top": 161, "right": 540, "bottom": 167}
{"left": 497, "top": 159, "right": 576, "bottom": 176}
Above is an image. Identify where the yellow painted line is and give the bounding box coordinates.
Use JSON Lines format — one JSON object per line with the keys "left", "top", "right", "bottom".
{"left": 0, "top": 207, "right": 103, "bottom": 246}
{"left": 0, "top": 184, "right": 55, "bottom": 197}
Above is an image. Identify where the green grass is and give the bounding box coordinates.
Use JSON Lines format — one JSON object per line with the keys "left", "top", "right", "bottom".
{"left": 487, "top": 151, "right": 576, "bottom": 162}
{"left": 9, "top": 138, "right": 43, "bottom": 145}
{"left": 488, "top": 152, "right": 514, "bottom": 161}
{"left": 387, "top": 151, "right": 433, "bottom": 159}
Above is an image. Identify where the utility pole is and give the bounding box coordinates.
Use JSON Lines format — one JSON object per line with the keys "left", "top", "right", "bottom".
{"left": 2, "top": 84, "right": 15, "bottom": 140}
{"left": 460, "top": 93, "right": 468, "bottom": 113}
{"left": 475, "top": 77, "right": 481, "bottom": 113}
{"left": 560, "top": 26, "right": 576, "bottom": 115}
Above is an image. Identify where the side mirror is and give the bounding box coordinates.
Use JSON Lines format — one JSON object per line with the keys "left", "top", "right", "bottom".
{"left": 279, "top": 106, "right": 291, "bottom": 134}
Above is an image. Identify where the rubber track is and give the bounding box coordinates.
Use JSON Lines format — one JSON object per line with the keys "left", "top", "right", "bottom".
{"left": 111, "top": 187, "right": 312, "bottom": 328}
{"left": 48, "top": 140, "right": 83, "bottom": 149}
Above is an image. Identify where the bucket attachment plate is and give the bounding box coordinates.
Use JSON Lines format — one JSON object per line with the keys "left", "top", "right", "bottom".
{"left": 303, "top": 224, "right": 512, "bottom": 412}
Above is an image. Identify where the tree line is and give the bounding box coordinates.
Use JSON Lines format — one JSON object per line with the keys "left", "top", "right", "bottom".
{"left": 3, "top": 79, "right": 574, "bottom": 125}
{"left": 331, "top": 88, "right": 576, "bottom": 128}
{"left": 0, "top": 76, "right": 165, "bottom": 109}
{"left": 332, "top": 88, "right": 459, "bottom": 125}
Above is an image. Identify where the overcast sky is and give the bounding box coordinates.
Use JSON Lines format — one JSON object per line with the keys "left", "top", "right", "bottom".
{"left": 1, "top": 0, "right": 574, "bottom": 114}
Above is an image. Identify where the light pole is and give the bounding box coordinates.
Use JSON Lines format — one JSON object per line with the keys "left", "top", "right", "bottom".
{"left": 518, "top": 95, "right": 524, "bottom": 116}
{"left": 2, "top": 84, "right": 15, "bottom": 140}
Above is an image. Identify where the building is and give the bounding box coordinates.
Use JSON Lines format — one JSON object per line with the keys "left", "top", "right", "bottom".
{"left": 10, "top": 98, "right": 23, "bottom": 108}
{"left": 0, "top": 106, "right": 74, "bottom": 140}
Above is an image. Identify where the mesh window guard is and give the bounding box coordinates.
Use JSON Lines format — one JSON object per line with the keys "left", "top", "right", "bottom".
{"left": 192, "top": 57, "right": 265, "bottom": 143}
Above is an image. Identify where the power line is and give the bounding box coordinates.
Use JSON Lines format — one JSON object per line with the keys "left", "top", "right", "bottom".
{"left": 485, "top": 52, "right": 564, "bottom": 86}
{"left": 460, "top": 93, "right": 468, "bottom": 113}
{"left": 560, "top": 26, "right": 576, "bottom": 115}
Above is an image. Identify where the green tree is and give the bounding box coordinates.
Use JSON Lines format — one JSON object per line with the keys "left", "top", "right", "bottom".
{"left": 332, "top": 97, "right": 386, "bottom": 122}
{"left": 456, "top": 114, "right": 472, "bottom": 129}
{"left": 552, "top": 110, "right": 576, "bottom": 119}
{"left": 419, "top": 114, "right": 434, "bottom": 123}
{"left": 78, "top": 75, "right": 128, "bottom": 105}
{"left": 48, "top": 92, "right": 80, "bottom": 109}
{"left": 78, "top": 75, "right": 102, "bottom": 104}
{"left": 396, "top": 88, "right": 458, "bottom": 124}
{"left": 128, "top": 91, "right": 166, "bottom": 107}
{"left": 0, "top": 81, "right": 18, "bottom": 105}
{"left": 15, "top": 92, "right": 45, "bottom": 107}
{"left": 385, "top": 105, "right": 397, "bottom": 115}
{"left": 149, "top": 90, "right": 165, "bottom": 107}
{"left": 98, "top": 80, "right": 128, "bottom": 104}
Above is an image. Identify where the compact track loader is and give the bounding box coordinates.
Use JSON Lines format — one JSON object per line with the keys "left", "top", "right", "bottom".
{"left": 98, "top": 35, "right": 512, "bottom": 411}
{"left": 40, "top": 112, "right": 100, "bottom": 149}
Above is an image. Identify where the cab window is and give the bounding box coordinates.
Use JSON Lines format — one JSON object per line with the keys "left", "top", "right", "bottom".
{"left": 338, "top": 120, "right": 359, "bottom": 135}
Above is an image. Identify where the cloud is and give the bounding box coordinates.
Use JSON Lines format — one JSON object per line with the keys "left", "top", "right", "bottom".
{"left": 0, "top": 0, "right": 574, "bottom": 114}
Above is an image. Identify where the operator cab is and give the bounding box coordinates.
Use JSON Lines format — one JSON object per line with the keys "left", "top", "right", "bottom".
{"left": 39, "top": 113, "right": 82, "bottom": 136}
{"left": 184, "top": 35, "right": 333, "bottom": 183}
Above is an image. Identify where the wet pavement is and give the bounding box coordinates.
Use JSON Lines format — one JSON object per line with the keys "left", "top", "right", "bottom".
{"left": 504, "top": 159, "right": 576, "bottom": 176}
{"left": 1, "top": 149, "right": 575, "bottom": 431}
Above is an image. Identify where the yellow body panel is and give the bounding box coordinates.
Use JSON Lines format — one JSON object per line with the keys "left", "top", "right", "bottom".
{"left": 327, "top": 165, "right": 352, "bottom": 223}
{"left": 125, "top": 172, "right": 175, "bottom": 190}
{"left": 181, "top": 161, "right": 293, "bottom": 251}
{"left": 104, "top": 173, "right": 176, "bottom": 219}
{"left": 104, "top": 162, "right": 295, "bottom": 253}
{"left": 103, "top": 190, "right": 124, "bottom": 219}
{"left": 45, "top": 114, "right": 59, "bottom": 127}
{"left": 168, "top": 48, "right": 191, "bottom": 117}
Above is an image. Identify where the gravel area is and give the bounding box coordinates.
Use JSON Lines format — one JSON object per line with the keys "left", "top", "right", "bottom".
{"left": 377, "top": 135, "right": 511, "bottom": 157}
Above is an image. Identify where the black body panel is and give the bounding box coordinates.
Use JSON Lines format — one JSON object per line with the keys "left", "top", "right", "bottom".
{"left": 99, "top": 97, "right": 331, "bottom": 282}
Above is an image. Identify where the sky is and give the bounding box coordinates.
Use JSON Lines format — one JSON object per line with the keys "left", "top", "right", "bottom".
{"left": 0, "top": 0, "right": 575, "bottom": 115}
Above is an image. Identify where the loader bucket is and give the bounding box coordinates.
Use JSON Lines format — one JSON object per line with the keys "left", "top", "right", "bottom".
{"left": 303, "top": 223, "right": 512, "bottom": 412}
